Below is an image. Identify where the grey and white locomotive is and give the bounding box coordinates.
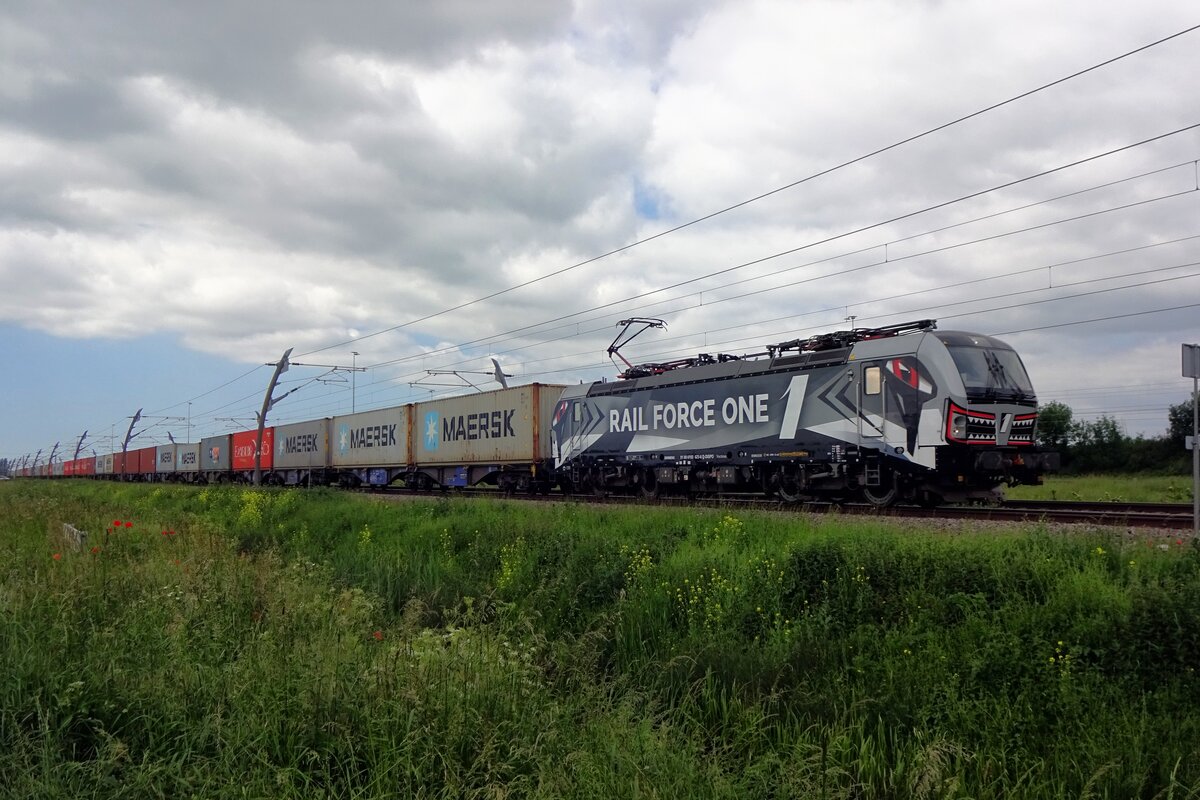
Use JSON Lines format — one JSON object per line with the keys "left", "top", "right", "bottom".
{"left": 549, "top": 319, "right": 1056, "bottom": 505}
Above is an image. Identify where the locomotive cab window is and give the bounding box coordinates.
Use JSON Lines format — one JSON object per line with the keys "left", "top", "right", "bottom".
{"left": 573, "top": 402, "right": 583, "bottom": 423}
{"left": 864, "top": 366, "right": 882, "bottom": 396}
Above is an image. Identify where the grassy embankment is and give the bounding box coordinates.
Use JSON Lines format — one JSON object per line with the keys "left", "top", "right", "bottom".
{"left": 1006, "top": 474, "right": 1195, "bottom": 503}
{"left": 3, "top": 480, "right": 1199, "bottom": 798}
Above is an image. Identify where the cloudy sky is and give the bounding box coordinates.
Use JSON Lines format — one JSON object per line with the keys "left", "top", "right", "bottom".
{"left": 2, "top": 0, "right": 1199, "bottom": 464}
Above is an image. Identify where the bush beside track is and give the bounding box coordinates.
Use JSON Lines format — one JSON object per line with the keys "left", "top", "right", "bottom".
{"left": 3, "top": 481, "right": 1200, "bottom": 799}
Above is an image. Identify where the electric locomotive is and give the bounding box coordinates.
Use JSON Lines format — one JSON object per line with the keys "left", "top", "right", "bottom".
{"left": 549, "top": 319, "right": 1057, "bottom": 505}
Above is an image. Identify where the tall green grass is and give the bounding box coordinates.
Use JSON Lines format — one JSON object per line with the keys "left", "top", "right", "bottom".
{"left": 3, "top": 480, "right": 1199, "bottom": 798}
{"left": 1006, "top": 473, "right": 1195, "bottom": 503}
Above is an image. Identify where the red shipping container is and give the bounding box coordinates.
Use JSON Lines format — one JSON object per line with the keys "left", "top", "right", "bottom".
{"left": 64, "top": 460, "right": 75, "bottom": 477}
{"left": 232, "top": 428, "right": 273, "bottom": 471}
{"left": 79, "top": 456, "right": 96, "bottom": 476}
{"left": 114, "top": 452, "right": 126, "bottom": 475}
{"left": 135, "top": 446, "right": 157, "bottom": 475}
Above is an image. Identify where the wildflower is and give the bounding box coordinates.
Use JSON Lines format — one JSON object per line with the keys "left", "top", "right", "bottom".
{"left": 372, "top": 630, "right": 384, "bottom": 642}
{"left": 90, "top": 546, "right": 101, "bottom": 555}
{"left": 1177, "top": 539, "right": 1184, "bottom": 546}
{"left": 125, "top": 521, "right": 133, "bottom": 528}
{"left": 113, "top": 520, "right": 121, "bottom": 527}
{"left": 52, "top": 552, "right": 62, "bottom": 561}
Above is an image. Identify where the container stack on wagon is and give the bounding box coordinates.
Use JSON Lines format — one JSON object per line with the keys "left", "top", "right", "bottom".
{"left": 331, "top": 406, "right": 410, "bottom": 487}
{"left": 45, "top": 383, "right": 569, "bottom": 491}
{"left": 273, "top": 419, "right": 329, "bottom": 486}
{"left": 410, "top": 383, "right": 564, "bottom": 492}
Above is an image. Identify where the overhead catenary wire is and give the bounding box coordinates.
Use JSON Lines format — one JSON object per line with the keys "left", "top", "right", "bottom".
{"left": 297, "top": 23, "right": 1200, "bottom": 361}
{"left": 362, "top": 131, "right": 1200, "bottom": 373}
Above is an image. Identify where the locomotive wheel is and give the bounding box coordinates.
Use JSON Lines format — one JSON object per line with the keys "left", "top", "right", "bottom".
{"left": 640, "top": 469, "right": 659, "bottom": 499}
{"left": 775, "top": 471, "right": 804, "bottom": 503}
{"left": 584, "top": 471, "right": 607, "bottom": 498}
{"left": 862, "top": 474, "right": 899, "bottom": 507}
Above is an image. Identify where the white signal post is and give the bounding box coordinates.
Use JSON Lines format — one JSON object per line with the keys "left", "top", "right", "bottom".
{"left": 1184, "top": 343, "right": 1200, "bottom": 536}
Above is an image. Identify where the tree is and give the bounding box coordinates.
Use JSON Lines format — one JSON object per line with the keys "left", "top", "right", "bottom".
{"left": 1068, "top": 415, "right": 1129, "bottom": 473}
{"left": 1037, "top": 401, "right": 1073, "bottom": 451}
{"left": 1167, "top": 396, "right": 1197, "bottom": 447}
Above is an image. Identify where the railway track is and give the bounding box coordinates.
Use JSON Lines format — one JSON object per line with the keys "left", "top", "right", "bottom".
{"left": 369, "top": 486, "right": 1197, "bottom": 532}
{"left": 914, "top": 500, "right": 1194, "bottom": 530}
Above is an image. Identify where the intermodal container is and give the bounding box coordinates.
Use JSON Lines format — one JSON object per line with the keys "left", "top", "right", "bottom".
{"left": 274, "top": 420, "right": 330, "bottom": 470}
{"left": 232, "top": 428, "right": 273, "bottom": 471}
{"left": 331, "top": 407, "right": 410, "bottom": 468}
{"left": 412, "top": 384, "right": 566, "bottom": 466}
{"left": 176, "top": 443, "right": 200, "bottom": 473}
{"left": 113, "top": 452, "right": 127, "bottom": 475}
{"left": 136, "top": 446, "right": 158, "bottom": 475}
{"left": 200, "top": 435, "right": 232, "bottom": 471}
{"left": 52, "top": 461, "right": 64, "bottom": 477}
{"left": 156, "top": 445, "right": 176, "bottom": 473}
{"left": 78, "top": 456, "right": 96, "bottom": 476}
{"left": 64, "top": 460, "right": 75, "bottom": 477}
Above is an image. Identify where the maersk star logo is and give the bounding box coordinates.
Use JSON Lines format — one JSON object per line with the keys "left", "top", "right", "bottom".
{"left": 424, "top": 412, "right": 439, "bottom": 450}
{"left": 338, "top": 424, "right": 350, "bottom": 454}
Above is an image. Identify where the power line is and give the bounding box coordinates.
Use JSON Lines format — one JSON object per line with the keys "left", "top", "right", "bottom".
{"left": 363, "top": 131, "right": 1200, "bottom": 372}
{"left": 299, "top": 23, "right": 1200, "bottom": 360}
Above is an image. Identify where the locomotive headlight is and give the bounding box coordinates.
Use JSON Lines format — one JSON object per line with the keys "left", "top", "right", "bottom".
{"left": 951, "top": 414, "right": 967, "bottom": 439}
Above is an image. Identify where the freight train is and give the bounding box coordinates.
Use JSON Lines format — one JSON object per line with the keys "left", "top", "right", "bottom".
{"left": 16, "top": 319, "right": 1057, "bottom": 506}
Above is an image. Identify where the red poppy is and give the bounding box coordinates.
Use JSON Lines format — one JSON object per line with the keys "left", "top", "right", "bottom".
{"left": 90, "top": 546, "right": 101, "bottom": 555}
{"left": 113, "top": 520, "right": 121, "bottom": 527}
{"left": 372, "top": 630, "right": 384, "bottom": 642}
{"left": 124, "top": 521, "right": 133, "bottom": 528}
{"left": 52, "top": 553, "right": 62, "bottom": 561}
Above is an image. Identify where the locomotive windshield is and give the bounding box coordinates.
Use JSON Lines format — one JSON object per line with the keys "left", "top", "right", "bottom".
{"left": 944, "top": 343, "right": 1034, "bottom": 401}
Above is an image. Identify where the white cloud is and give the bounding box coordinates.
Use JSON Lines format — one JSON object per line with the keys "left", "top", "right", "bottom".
{"left": 2, "top": 0, "right": 1199, "bottom": 454}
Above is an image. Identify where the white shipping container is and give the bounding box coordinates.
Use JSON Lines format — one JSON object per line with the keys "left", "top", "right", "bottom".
{"left": 413, "top": 384, "right": 566, "bottom": 466}
{"left": 273, "top": 419, "right": 331, "bottom": 470}
{"left": 331, "top": 407, "right": 410, "bottom": 467}
{"left": 176, "top": 443, "right": 201, "bottom": 473}
{"left": 156, "top": 445, "right": 176, "bottom": 473}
